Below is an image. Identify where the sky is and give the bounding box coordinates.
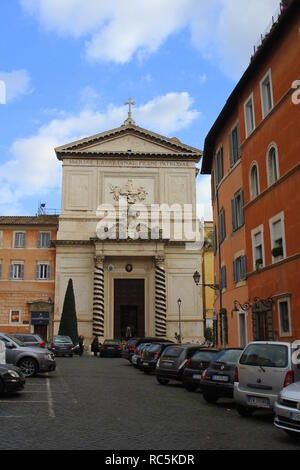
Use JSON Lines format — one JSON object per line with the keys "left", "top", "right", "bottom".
{"left": 0, "top": 0, "right": 280, "bottom": 219}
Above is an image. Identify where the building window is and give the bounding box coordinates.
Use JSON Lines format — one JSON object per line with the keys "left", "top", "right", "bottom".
{"left": 232, "top": 189, "right": 244, "bottom": 232}
{"left": 36, "top": 263, "right": 51, "bottom": 280}
{"left": 220, "top": 266, "right": 227, "bottom": 291}
{"left": 233, "top": 256, "right": 247, "bottom": 283}
{"left": 244, "top": 93, "right": 255, "bottom": 138}
{"left": 250, "top": 163, "right": 260, "bottom": 199}
{"left": 260, "top": 69, "right": 274, "bottom": 119}
{"left": 267, "top": 145, "right": 279, "bottom": 186}
{"left": 10, "top": 310, "right": 21, "bottom": 324}
{"left": 218, "top": 208, "right": 226, "bottom": 244}
{"left": 251, "top": 225, "right": 265, "bottom": 270}
{"left": 215, "top": 146, "right": 224, "bottom": 185}
{"left": 269, "top": 212, "right": 286, "bottom": 262}
{"left": 278, "top": 297, "right": 292, "bottom": 337}
{"left": 14, "top": 232, "right": 26, "bottom": 248}
{"left": 38, "top": 232, "right": 51, "bottom": 248}
{"left": 229, "top": 123, "right": 241, "bottom": 167}
{"left": 211, "top": 171, "right": 215, "bottom": 204}
{"left": 10, "top": 262, "right": 24, "bottom": 280}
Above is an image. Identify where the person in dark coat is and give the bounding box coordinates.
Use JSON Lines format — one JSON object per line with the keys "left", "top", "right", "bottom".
{"left": 91, "top": 335, "right": 99, "bottom": 357}
{"left": 78, "top": 335, "right": 84, "bottom": 356}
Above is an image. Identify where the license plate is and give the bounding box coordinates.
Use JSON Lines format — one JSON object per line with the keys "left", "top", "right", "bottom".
{"left": 247, "top": 396, "right": 270, "bottom": 408}
{"left": 290, "top": 412, "right": 300, "bottom": 422}
{"left": 162, "top": 362, "right": 173, "bottom": 368}
{"left": 108, "top": 347, "right": 115, "bottom": 350}
{"left": 143, "top": 362, "right": 149, "bottom": 366}
{"left": 212, "top": 374, "right": 229, "bottom": 382}
{"left": 193, "top": 374, "right": 202, "bottom": 380}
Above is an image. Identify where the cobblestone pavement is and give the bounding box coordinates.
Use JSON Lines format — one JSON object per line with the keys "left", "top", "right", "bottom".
{"left": 0, "top": 355, "right": 299, "bottom": 450}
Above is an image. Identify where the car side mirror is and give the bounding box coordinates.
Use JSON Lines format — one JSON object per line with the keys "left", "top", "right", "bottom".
{"left": 6, "top": 342, "right": 16, "bottom": 349}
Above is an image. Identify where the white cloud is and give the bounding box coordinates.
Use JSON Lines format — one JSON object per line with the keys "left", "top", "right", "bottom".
{"left": 0, "top": 70, "right": 31, "bottom": 103}
{"left": 21, "top": 0, "right": 279, "bottom": 78}
{"left": 196, "top": 175, "right": 212, "bottom": 221}
{"left": 0, "top": 92, "right": 199, "bottom": 213}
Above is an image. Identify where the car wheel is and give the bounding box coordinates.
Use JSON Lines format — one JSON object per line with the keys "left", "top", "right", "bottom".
{"left": 157, "top": 377, "right": 169, "bottom": 385}
{"left": 18, "top": 357, "right": 38, "bottom": 377}
{"left": 236, "top": 405, "right": 254, "bottom": 417}
{"left": 0, "top": 378, "right": 5, "bottom": 394}
{"left": 184, "top": 383, "right": 198, "bottom": 392}
{"left": 203, "top": 393, "right": 218, "bottom": 404}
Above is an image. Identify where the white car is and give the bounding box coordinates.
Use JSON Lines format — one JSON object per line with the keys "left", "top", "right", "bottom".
{"left": 0, "top": 339, "right": 5, "bottom": 364}
{"left": 274, "top": 381, "right": 300, "bottom": 437}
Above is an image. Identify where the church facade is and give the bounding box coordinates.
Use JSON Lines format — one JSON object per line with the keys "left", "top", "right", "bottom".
{"left": 53, "top": 114, "right": 204, "bottom": 343}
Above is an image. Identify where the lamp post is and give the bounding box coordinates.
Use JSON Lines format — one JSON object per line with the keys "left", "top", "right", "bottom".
{"left": 193, "top": 271, "right": 219, "bottom": 343}
{"left": 48, "top": 297, "right": 54, "bottom": 339}
{"left": 177, "top": 298, "right": 182, "bottom": 344}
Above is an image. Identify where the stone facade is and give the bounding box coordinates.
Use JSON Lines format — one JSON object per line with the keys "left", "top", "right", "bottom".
{"left": 54, "top": 120, "right": 204, "bottom": 343}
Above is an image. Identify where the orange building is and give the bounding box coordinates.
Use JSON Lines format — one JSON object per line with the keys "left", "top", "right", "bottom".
{"left": 201, "top": 0, "right": 300, "bottom": 347}
{"left": 0, "top": 216, "right": 58, "bottom": 340}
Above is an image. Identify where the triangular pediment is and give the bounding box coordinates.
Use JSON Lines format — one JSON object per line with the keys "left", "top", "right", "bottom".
{"left": 55, "top": 123, "right": 202, "bottom": 159}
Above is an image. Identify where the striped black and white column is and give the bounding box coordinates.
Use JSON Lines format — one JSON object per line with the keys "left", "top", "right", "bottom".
{"left": 155, "top": 256, "right": 167, "bottom": 338}
{"left": 93, "top": 256, "right": 105, "bottom": 337}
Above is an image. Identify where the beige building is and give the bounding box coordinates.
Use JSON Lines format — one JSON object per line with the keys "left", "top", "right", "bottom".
{"left": 53, "top": 112, "right": 204, "bottom": 343}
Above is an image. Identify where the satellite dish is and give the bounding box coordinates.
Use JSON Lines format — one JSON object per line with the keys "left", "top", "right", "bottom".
{"left": 108, "top": 265, "right": 114, "bottom": 273}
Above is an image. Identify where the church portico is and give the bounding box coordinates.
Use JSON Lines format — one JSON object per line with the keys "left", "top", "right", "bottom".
{"left": 54, "top": 109, "right": 204, "bottom": 344}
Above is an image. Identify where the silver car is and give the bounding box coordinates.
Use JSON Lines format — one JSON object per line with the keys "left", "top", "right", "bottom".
{"left": 274, "top": 381, "right": 300, "bottom": 437}
{"left": 234, "top": 341, "right": 300, "bottom": 416}
{"left": 0, "top": 333, "right": 56, "bottom": 377}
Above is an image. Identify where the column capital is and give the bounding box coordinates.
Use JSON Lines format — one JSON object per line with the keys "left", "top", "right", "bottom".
{"left": 155, "top": 255, "right": 165, "bottom": 270}
{"left": 94, "top": 255, "right": 105, "bottom": 267}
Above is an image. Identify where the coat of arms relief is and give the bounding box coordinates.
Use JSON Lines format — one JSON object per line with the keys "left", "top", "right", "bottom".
{"left": 110, "top": 179, "right": 148, "bottom": 205}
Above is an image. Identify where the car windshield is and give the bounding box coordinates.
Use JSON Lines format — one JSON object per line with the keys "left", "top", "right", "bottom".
{"left": 6, "top": 335, "right": 24, "bottom": 347}
{"left": 213, "top": 349, "right": 242, "bottom": 365}
{"left": 53, "top": 336, "right": 72, "bottom": 344}
{"left": 163, "top": 347, "right": 184, "bottom": 358}
{"left": 192, "top": 350, "right": 219, "bottom": 362}
{"left": 148, "top": 344, "right": 162, "bottom": 353}
{"left": 240, "top": 344, "right": 288, "bottom": 368}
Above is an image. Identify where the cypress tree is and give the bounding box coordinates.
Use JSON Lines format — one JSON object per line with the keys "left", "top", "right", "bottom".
{"left": 58, "top": 279, "right": 79, "bottom": 344}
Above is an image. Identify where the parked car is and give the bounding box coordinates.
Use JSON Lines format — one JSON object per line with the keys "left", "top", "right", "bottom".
{"left": 11, "top": 333, "right": 46, "bottom": 348}
{"left": 201, "top": 348, "right": 243, "bottom": 403}
{"left": 0, "top": 364, "right": 25, "bottom": 394}
{"left": 131, "top": 342, "right": 150, "bottom": 367}
{"left": 0, "top": 339, "right": 5, "bottom": 364}
{"left": 0, "top": 333, "right": 56, "bottom": 377}
{"left": 234, "top": 341, "right": 300, "bottom": 416}
{"left": 274, "top": 381, "right": 300, "bottom": 438}
{"left": 140, "top": 342, "right": 174, "bottom": 374}
{"left": 48, "top": 336, "right": 74, "bottom": 357}
{"left": 100, "top": 339, "right": 122, "bottom": 357}
{"left": 155, "top": 344, "right": 204, "bottom": 385}
{"left": 122, "top": 337, "right": 170, "bottom": 363}
{"left": 182, "top": 348, "right": 220, "bottom": 392}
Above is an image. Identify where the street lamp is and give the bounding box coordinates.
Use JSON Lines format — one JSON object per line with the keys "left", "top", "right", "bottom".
{"left": 177, "top": 298, "right": 182, "bottom": 344}
{"left": 193, "top": 271, "right": 219, "bottom": 291}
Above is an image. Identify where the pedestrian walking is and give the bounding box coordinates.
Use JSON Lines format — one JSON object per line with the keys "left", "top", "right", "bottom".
{"left": 125, "top": 325, "right": 132, "bottom": 341}
{"left": 91, "top": 335, "right": 99, "bottom": 357}
{"left": 78, "top": 335, "right": 84, "bottom": 356}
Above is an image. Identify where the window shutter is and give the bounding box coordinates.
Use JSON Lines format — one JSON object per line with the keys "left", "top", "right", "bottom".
{"left": 9, "top": 264, "right": 14, "bottom": 280}
{"left": 220, "top": 147, "right": 224, "bottom": 180}
{"left": 229, "top": 133, "right": 234, "bottom": 167}
{"left": 38, "top": 233, "right": 42, "bottom": 248}
{"left": 20, "top": 264, "right": 24, "bottom": 280}
{"left": 213, "top": 226, "right": 217, "bottom": 256}
{"left": 48, "top": 264, "right": 51, "bottom": 280}
{"left": 241, "top": 256, "right": 247, "bottom": 281}
{"left": 233, "top": 260, "right": 237, "bottom": 284}
{"left": 240, "top": 191, "right": 244, "bottom": 226}
{"left": 222, "top": 210, "right": 226, "bottom": 241}
{"left": 231, "top": 198, "right": 237, "bottom": 232}
{"left": 237, "top": 123, "right": 241, "bottom": 159}
{"left": 36, "top": 264, "right": 40, "bottom": 280}
{"left": 218, "top": 213, "right": 222, "bottom": 242}
{"left": 21, "top": 233, "right": 26, "bottom": 248}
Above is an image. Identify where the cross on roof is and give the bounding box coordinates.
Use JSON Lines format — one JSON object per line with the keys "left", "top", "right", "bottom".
{"left": 124, "top": 97, "right": 136, "bottom": 118}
